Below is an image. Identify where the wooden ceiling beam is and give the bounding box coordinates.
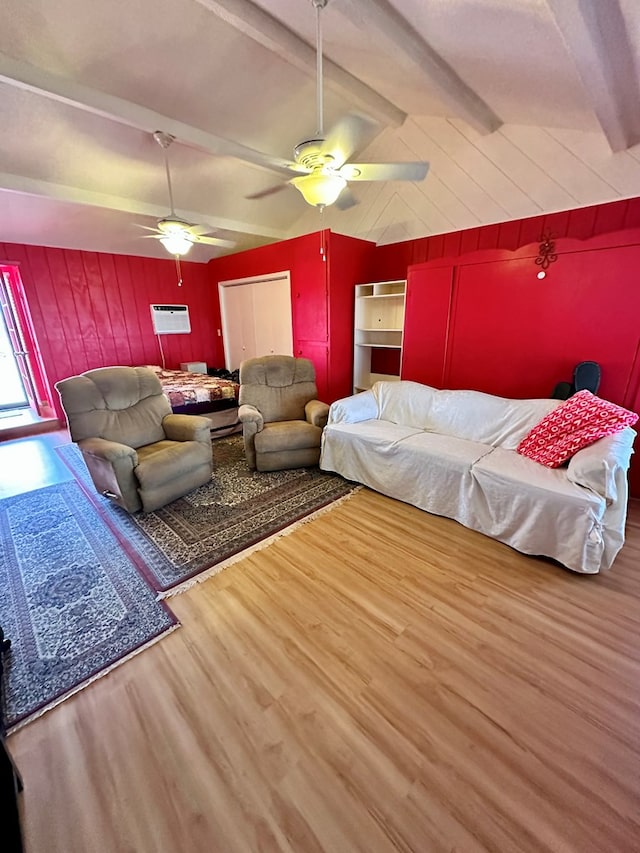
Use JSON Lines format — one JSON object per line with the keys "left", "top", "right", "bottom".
{"left": 0, "top": 172, "right": 288, "bottom": 240}
{"left": 547, "top": 0, "right": 640, "bottom": 151}
{"left": 339, "top": 0, "right": 501, "bottom": 135}
{"left": 193, "top": 0, "right": 406, "bottom": 128}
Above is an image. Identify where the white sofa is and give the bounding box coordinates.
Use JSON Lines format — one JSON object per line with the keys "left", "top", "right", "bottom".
{"left": 320, "top": 381, "right": 636, "bottom": 573}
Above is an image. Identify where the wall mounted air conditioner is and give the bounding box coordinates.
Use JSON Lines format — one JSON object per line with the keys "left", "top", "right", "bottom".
{"left": 150, "top": 304, "right": 191, "bottom": 334}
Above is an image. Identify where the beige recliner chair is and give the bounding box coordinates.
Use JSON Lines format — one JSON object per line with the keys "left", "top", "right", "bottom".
{"left": 56, "top": 366, "right": 213, "bottom": 513}
{"left": 238, "top": 355, "right": 329, "bottom": 471}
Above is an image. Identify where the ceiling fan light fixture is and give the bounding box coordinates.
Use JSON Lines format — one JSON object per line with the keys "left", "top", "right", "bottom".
{"left": 291, "top": 171, "right": 347, "bottom": 208}
{"left": 159, "top": 233, "right": 193, "bottom": 256}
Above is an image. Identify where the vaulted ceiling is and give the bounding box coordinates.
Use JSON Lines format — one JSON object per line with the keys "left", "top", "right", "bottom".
{"left": 1, "top": 0, "right": 640, "bottom": 262}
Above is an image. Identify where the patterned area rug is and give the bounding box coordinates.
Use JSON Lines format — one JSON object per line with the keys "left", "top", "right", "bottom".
{"left": 58, "top": 436, "right": 358, "bottom": 597}
{"left": 0, "top": 481, "right": 178, "bottom": 731}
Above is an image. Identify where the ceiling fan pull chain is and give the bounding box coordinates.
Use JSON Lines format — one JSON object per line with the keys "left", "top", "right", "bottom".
{"left": 175, "top": 255, "right": 183, "bottom": 287}
{"left": 319, "top": 206, "right": 326, "bottom": 260}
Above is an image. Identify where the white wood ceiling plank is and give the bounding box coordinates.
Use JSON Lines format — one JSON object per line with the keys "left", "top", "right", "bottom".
{"left": 374, "top": 195, "right": 419, "bottom": 245}
{"left": 414, "top": 118, "right": 543, "bottom": 220}
{"left": 499, "top": 125, "right": 622, "bottom": 205}
{"left": 365, "top": 191, "right": 414, "bottom": 244}
{"left": 394, "top": 119, "right": 482, "bottom": 229}
{"left": 390, "top": 179, "right": 456, "bottom": 236}
{"left": 448, "top": 120, "right": 576, "bottom": 216}
{"left": 446, "top": 119, "right": 562, "bottom": 216}
{"left": 545, "top": 128, "right": 640, "bottom": 197}
{"left": 408, "top": 171, "right": 480, "bottom": 232}
{"left": 353, "top": 183, "right": 397, "bottom": 237}
{"left": 410, "top": 118, "right": 513, "bottom": 223}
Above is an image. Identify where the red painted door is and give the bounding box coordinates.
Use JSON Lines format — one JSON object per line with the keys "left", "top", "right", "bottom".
{"left": 402, "top": 264, "right": 455, "bottom": 388}
{"left": 446, "top": 248, "right": 640, "bottom": 404}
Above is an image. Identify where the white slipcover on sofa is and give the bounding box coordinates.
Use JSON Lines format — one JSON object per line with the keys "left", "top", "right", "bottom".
{"left": 320, "top": 381, "right": 636, "bottom": 573}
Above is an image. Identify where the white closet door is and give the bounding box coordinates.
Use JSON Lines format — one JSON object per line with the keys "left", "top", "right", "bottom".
{"left": 219, "top": 273, "right": 292, "bottom": 370}
{"left": 252, "top": 278, "right": 293, "bottom": 358}
{"left": 220, "top": 283, "right": 255, "bottom": 369}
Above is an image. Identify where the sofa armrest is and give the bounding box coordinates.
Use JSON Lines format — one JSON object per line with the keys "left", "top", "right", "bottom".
{"left": 163, "top": 413, "right": 211, "bottom": 444}
{"left": 328, "top": 390, "right": 378, "bottom": 425}
{"left": 306, "top": 399, "right": 330, "bottom": 428}
{"left": 78, "top": 436, "right": 138, "bottom": 464}
{"left": 567, "top": 427, "right": 636, "bottom": 502}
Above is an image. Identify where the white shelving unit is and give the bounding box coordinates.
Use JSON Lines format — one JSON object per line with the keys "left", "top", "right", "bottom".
{"left": 353, "top": 280, "right": 406, "bottom": 392}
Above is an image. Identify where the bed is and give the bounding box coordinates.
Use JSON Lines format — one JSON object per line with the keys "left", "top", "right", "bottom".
{"left": 146, "top": 365, "right": 241, "bottom": 436}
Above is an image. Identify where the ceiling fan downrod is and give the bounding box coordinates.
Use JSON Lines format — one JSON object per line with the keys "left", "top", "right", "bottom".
{"left": 153, "top": 130, "right": 177, "bottom": 216}
{"left": 313, "top": 0, "right": 328, "bottom": 137}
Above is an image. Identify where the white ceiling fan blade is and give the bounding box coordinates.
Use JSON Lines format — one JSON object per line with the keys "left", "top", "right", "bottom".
{"left": 246, "top": 184, "right": 288, "bottom": 200}
{"left": 340, "top": 162, "right": 430, "bottom": 182}
{"left": 321, "top": 114, "right": 377, "bottom": 169}
{"left": 335, "top": 187, "right": 358, "bottom": 211}
{"left": 196, "top": 236, "right": 237, "bottom": 249}
{"left": 188, "top": 224, "right": 213, "bottom": 236}
{"left": 134, "top": 223, "right": 163, "bottom": 233}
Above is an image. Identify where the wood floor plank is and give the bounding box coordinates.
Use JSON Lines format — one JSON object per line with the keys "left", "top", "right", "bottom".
{"left": 7, "top": 488, "right": 640, "bottom": 853}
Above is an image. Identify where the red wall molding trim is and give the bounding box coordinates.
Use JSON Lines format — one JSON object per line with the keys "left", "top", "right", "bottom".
{"left": 372, "top": 197, "right": 640, "bottom": 280}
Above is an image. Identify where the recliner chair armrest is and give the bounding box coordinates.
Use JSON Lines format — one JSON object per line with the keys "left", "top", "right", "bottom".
{"left": 305, "top": 399, "right": 330, "bottom": 428}
{"left": 78, "top": 436, "right": 138, "bottom": 464}
{"left": 238, "top": 404, "right": 264, "bottom": 431}
{"left": 163, "top": 413, "right": 211, "bottom": 444}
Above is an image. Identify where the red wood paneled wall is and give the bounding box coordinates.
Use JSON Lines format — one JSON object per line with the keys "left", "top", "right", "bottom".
{"left": 0, "top": 243, "right": 220, "bottom": 421}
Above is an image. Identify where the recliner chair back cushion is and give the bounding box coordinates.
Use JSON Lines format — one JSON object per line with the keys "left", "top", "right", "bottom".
{"left": 239, "top": 356, "right": 318, "bottom": 423}
{"left": 57, "top": 366, "right": 171, "bottom": 448}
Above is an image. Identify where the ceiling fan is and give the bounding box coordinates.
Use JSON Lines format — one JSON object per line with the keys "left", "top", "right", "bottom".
{"left": 139, "top": 131, "right": 236, "bottom": 256}
{"left": 247, "top": 0, "right": 429, "bottom": 209}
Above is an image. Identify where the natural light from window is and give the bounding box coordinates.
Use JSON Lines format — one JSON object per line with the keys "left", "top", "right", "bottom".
{"left": 0, "top": 311, "right": 28, "bottom": 409}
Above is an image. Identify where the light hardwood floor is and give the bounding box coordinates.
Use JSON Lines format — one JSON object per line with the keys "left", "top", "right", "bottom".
{"left": 7, "top": 475, "right": 640, "bottom": 852}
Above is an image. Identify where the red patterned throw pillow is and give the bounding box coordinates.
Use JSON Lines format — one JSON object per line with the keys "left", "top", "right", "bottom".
{"left": 517, "top": 390, "right": 638, "bottom": 468}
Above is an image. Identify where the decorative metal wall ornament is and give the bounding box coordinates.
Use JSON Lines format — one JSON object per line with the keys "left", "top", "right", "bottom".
{"left": 535, "top": 232, "right": 558, "bottom": 279}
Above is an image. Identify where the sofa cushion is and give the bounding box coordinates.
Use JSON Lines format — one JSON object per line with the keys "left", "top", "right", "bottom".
{"left": 372, "top": 381, "right": 559, "bottom": 447}
{"left": 471, "top": 447, "right": 607, "bottom": 573}
{"left": 425, "top": 390, "right": 560, "bottom": 448}
{"left": 517, "top": 391, "right": 638, "bottom": 468}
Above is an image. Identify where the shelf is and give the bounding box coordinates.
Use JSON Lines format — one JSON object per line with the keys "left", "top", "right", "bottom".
{"left": 356, "top": 343, "right": 402, "bottom": 349}
{"left": 358, "top": 293, "right": 404, "bottom": 300}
